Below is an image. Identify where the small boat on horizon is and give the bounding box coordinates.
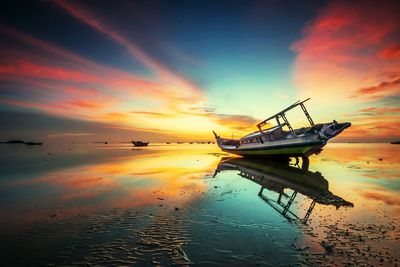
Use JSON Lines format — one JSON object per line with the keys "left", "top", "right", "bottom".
{"left": 213, "top": 98, "right": 351, "bottom": 158}
{"left": 0, "top": 140, "right": 43, "bottom": 145}
{"left": 132, "top": 141, "right": 149, "bottom": 147}
{"left": 25, "top": 142, "right": 43, "bottom": 146}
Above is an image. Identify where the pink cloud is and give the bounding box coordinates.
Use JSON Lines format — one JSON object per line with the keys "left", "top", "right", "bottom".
{"left": 291, "top": 1, "right": 400, "bottom": 103}
{"left": 291, "top": 1, "right": 400, "bottom": 142}
{"left": 0, "top": 59, "right": 99, "bottom": 83}
{"left": 338, "top": 117, "right": 400, "bottom": 142}
{"left": 379, "top": 43, "right": 400, "bottom": 59}
{"left": 0, "top": 25, "right": 205, "bottom": 130}
{"left": 0, "top": 25, "right": 170, "bottom": 98}
{"left": 54, "top": 0, "right": 204, "bottom": 102}
{"left": 351, "top": 77, "right": 400, "bottom": 98}
{"left": 63, "top": 99, "right": 106, "bottom": 110}
{"left": 0, "top": 22, "right": 214, "bottom": 137}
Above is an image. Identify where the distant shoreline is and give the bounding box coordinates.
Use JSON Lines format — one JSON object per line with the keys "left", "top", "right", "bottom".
{"left": 0, "top": 140, "right": 42, "bottom": 145}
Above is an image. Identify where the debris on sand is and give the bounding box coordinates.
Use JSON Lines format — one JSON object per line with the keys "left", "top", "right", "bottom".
{"left": 299, "top": 222, "right": 398, "bottom": 266}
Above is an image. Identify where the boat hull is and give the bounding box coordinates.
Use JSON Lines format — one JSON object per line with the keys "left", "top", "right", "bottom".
{"left": 213, "top": 117, "right": 350, "bottom": 158}
{"left": 132, "top": 141, "right": 149, "bottom": 147}
{"left": 220, "top": 147, "right": 323, "bottom": 157}
{"left": 221, "top": 144, "right": 323, "bottom": 157}
{"left": 218, "top": 138, "right": 326, "bottom": 157}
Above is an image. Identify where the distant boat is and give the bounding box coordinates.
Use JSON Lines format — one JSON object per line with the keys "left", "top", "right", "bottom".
{"left": 213, "top": 98, "right": 351, "bottom": 158}
{"left": 132, "top": 141, "right": 149, "bottom": 147}
{"left": 390, "top": 141, "right": 400, "bottom": 144}
{"left": 25, "top": 142, "right": 43, "bottom": 146}
{"left": 0, "top": 140, "right": 42, "bottom": 145}
{"left": 0, "top": 140, "right": 25, "bottom": 144}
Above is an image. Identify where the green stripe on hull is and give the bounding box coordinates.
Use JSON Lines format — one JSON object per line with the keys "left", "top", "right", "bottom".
{"left": 224, "top": 145, "right": 315, "bottom": 156}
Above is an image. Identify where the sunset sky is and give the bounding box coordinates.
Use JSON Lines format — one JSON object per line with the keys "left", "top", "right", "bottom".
{"left": 0, "top": 0, "right": 399, "bottom": 142}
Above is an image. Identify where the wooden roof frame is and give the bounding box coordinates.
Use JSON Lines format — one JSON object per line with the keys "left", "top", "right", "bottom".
{"left": 257, "top": 98, "right": 314, "bottom": 133}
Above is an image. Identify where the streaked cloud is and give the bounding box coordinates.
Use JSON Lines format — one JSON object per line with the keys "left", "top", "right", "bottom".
{"left": 351, "top": 78, "right": 400, "bottom": 99}
{"left": 54, "top": 0, "right": 204, "bottom": 103}
{"left": 359, "top": 106, "right": 400, "bottom": 115}
{"left": 291, "top": 1, "right": 400, "bottom": 103}
{"left": 291, "top": 0, "right": 400, "bottom": 142}
{"left": 1, "top": 1, "right": 398, "bottom": 142}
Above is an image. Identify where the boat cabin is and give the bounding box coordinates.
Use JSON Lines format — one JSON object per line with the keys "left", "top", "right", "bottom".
{"left": 240, "top": 98, "right": 314, "bottom": 145}
{"left": 240, "top": 126, "right": 287, "bottom": 144}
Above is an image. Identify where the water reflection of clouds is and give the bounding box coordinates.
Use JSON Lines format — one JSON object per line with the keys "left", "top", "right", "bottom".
{"left": 359, "top": 190, "right": 400, "bottom": 207}
{"left": 309, "top": 144, "right": 400, "bottom": 221}
{"left": 0, "top": 146, "right": 220, "bottom": 224}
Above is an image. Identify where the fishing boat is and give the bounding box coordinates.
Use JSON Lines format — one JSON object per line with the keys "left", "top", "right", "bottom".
{"left": 132, "top": 141, "right": 149, "bottom": 147}
{"left": 24, "top": 142, "right": 43, "bottom": 146}
{"left": 213, "top": 98, "right": 350, "bottom": 157}
{"left": 214, "top": 157, "right": 353, "bottom": 223}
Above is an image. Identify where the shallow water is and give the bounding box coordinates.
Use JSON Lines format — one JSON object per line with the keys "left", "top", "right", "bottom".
{"left": 0, "top": 143, "right": 399, "bottom": 266}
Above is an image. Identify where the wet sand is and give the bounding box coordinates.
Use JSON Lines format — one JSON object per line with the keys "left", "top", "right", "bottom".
{"left": 0, "top": 143, "right": 399, "bottom": 266}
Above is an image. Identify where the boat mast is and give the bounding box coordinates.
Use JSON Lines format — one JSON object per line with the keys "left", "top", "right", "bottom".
{"left": 256, "top": 98, "right": 314, "bottom": 134}
{"left": 300, "top": 102, "right": 314, "bottom": 126}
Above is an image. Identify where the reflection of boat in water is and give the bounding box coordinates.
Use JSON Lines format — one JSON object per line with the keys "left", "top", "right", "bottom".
{"left": 132, "top": 141, "right": 149, "bottom": 147}
{"left": 213, "top": 98, "right": 351, "bottom": 157}
{"left": 214, "top": 157, "right": 353, "bottom": 223}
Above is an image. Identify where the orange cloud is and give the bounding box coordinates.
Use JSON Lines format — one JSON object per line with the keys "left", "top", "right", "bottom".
{"left": 130, "top": 111, "right": 170, "bottom": 117}
{"left": 208, "top": 113, "right": 258, "bottom": 132}
{"left": 338, "top": 118, "right": 400, "bottom": 142}
{"left": 100, "top": 112, "right": 130, "bottom": 122}
{"left": 351, "top": 78, "right": 400, "bottom": 99}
